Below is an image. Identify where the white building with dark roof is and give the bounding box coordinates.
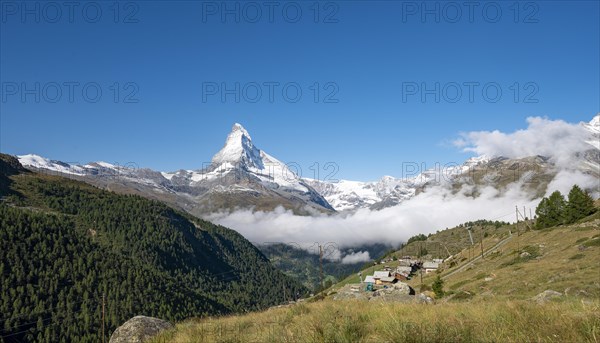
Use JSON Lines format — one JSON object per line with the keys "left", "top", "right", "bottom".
{"left": 423, "top": 261, "right": 439, "bottom": 273}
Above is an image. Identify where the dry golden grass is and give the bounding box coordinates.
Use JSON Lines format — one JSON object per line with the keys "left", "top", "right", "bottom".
{"left": 151, "top": 298, "right": 600, "bottom": 343}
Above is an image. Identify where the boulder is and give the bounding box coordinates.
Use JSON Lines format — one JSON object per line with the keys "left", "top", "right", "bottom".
{"left": 417, "top": 293, "right": 433, "bottom": 304}
{"left": 372, "top": 289, "right": 386, "bottom": 297}
{"left": 532, "top": 290, "right": 562, "bottom": 304}
{"left": 391, "top": 282, "right": 415, "bottom": 295}
{"left": 109, "top": 315, "right": 173, "bottom": 343}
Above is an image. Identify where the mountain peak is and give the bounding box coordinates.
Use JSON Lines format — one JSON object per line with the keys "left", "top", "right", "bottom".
{"left": 583, "top": 114, "right": 600, "bottom": 135}
{"left": 589, "top": 114, "right": 599, "bottom": 127}
{"left": 231, "top": 123, "right": 252, "bottom": 140}
{"left": 211, "top": 123, "right": 263, "bottom": 168}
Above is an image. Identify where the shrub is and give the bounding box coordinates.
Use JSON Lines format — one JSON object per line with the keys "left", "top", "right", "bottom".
{"left": 432, "top": 275, "right": 445, "bottom": 298}
{"left": 500, "top": 245, "right": 540, "bottom": 267}
{"left": 582, "top": 239, "right": 600, "bottom": 247}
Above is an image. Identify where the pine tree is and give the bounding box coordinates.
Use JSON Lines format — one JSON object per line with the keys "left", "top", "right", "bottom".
{"left": 565, "top": 185, "right": 596, "bottom": 223}
{"left": 535, "top": 191, "right": 567, "bottom": 229}
{"left": 535, "top": 197, "right": 551, "bottom": 229}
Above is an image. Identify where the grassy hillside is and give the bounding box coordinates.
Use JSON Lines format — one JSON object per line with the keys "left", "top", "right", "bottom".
{"left": 331, "top": 210, "right": 599, "bottom": 299}
{"left": 0, "top": 154, "right": 306, "bottom": 342}
{"left": 408, "top": 212, "right": 600, "bottom": 300}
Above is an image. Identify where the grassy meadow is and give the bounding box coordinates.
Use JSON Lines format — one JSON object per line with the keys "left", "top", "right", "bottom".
{"left": 151, "top": 298, "right": 600, "bottom": 342}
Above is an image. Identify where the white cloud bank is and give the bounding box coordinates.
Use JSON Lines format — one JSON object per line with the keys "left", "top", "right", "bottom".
{"left": 207, "top": 181, "right": 540, "bottom": 252}
{"left": 340, "top": 251, "right": 371, "bottom": 264}
{"left": 454, "top": 116, "right": 594, "bottom": 168}
{"left": 206, "top": 115, "right": 599, "bottom": 258}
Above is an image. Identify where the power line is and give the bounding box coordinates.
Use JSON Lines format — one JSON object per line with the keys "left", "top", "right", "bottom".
{"left": 1, "top": 315, "right": 69, "bottom": 340}
{"left": 0, "top": 298, "right": 90, "bottom": 324}
{"left": 0, "top": 306, "right": 89, "bottom": 340}
{"left": 0, "top": 300, "right": 98, "bottom": 334}
{"left": 489, "top": 211, "right": 516, "bottom": 221}
{"left": 0, "top": 314, "right": 55, "bottom": 334}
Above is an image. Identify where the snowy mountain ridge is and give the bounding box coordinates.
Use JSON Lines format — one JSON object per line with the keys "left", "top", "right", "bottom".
{"left": 16, "top": 115, "right": 599, "bottom": 214}
{"left": 304, "top": 115, "right": 599, "bottom": 211}
{"left": 17, "top": 124, "right": 333, "bottom": 215}
{"left": 304, "top": 155, "right": 492, "bottom": 211}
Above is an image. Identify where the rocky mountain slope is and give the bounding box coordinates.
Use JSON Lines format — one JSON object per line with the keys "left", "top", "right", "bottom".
{"left": 305, "top": 156, "right": 492, "bottom": 211}
{"left": 307, "top": 115, "right": 599, "bottom": 211}
{"left": 17, "top": 124, "right": 333, "bottom": 216}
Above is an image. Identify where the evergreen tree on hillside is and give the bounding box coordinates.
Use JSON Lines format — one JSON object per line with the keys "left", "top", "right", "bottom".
{"left": 565, "top": 185, "right": 596, "bottom": 223}
{"left": 535, "top": 197, "right": 551, "bottom": 229}
{"left": 432, "top": 275, "right": 445, "bottom": 298}
{"left": 407, "top": 234, "right": 427, "bottom": 244}
{"left": 535, "top": 191, "right": 566, "bottom": 229}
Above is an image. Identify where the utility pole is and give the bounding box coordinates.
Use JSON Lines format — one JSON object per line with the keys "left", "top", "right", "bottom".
{"left": 466, "top": 227, "right": 474, "bottom": 245}
{"left": 529, "top": 208, "right": 533, "bottom": 221}
{"left": 466, "top": 226, "right": 474, "bottom": 261}
{"left": 480, "top": 227, "right": 484, "bottom": 259}
{"left": 102, "top": 293, "right": 105, "bottom": 343}
{"left": 515, "top": 206, "right": 520, "bottom": 251}
{"left": 319, "top": 244, "right": 324, "bottom": 294}
{"left": 441, "top": 243, "right": 451, "bottom": 258}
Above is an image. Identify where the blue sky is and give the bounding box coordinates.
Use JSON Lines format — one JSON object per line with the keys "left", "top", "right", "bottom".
{"left": 1, "top": 0, "right": 598, "bottom": 181}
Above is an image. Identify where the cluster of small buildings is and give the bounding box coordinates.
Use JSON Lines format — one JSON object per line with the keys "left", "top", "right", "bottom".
{"left": 362, "top": 257, "right": 444, "bottom": 287}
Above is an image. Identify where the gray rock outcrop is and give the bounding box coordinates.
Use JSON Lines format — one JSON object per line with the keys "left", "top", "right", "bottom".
{"left": 532, "top": 290, "right": 562, "bottom": 304}
{"left": 109, "top": 315, "right": 173, "bottom": 343}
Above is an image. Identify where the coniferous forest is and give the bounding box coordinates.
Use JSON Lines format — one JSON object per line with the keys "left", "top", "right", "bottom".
{"left": 535, "top": 185, "right": 597, "bottom": 229}
{"left": 0, "top": 154, "right": 306, "bottom": 342}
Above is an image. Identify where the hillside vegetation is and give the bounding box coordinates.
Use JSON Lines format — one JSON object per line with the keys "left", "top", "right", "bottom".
{"left": 0, "top": 154, "right": 305, "bottom": 342}
{"left": 404, "top": 202, "right": 600, "bottom": 300}
{"left": 152, "top": 298, "right": 599, "bottom": 342}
